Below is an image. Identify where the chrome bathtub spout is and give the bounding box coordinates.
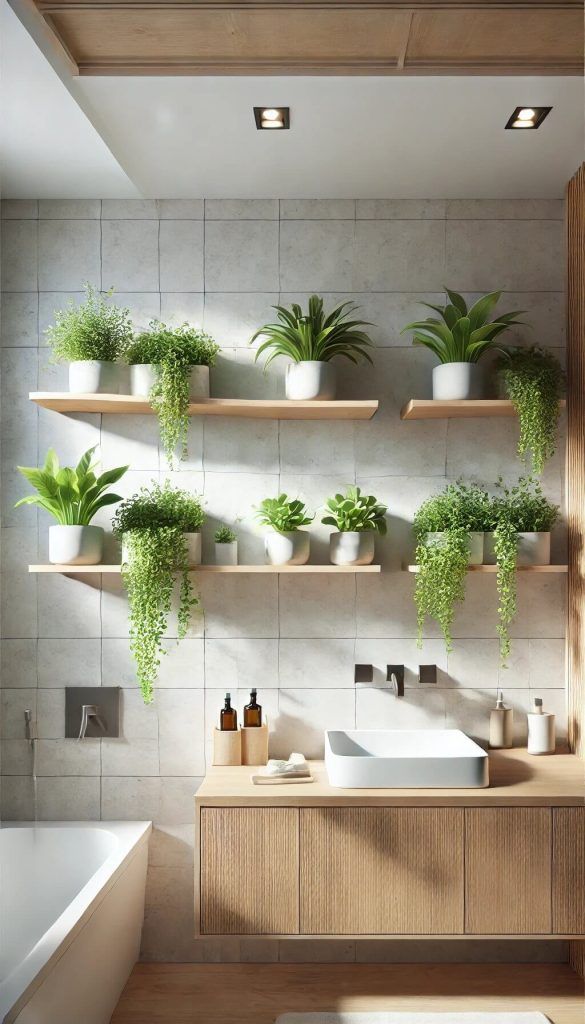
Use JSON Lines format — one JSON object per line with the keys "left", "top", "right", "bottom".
{"left": 78, "top": 704, "right": 107, "bottom": 741}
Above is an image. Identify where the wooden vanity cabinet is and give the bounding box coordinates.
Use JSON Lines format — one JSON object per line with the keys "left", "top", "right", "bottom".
{"left": 553, "top": 807, "right": 585, "bottom": 935}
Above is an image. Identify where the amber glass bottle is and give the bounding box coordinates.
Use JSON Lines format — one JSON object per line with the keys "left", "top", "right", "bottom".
{"left": 243, "top": 688, "right": 262, "bottom": 727}
{"left": 220, "top": 692, "right": 237, "bottom": 731}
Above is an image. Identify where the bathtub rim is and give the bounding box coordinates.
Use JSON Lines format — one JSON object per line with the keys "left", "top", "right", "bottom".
{"left": 0, "top": 820, "right": 151, "bottom": 1024}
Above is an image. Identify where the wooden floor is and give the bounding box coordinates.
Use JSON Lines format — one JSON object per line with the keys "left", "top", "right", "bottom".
{"left": 111, "top": 963, "right": 585, "bottom": 1024}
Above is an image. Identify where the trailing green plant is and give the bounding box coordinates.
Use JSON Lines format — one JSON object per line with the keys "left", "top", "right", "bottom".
{"left": 126, "top": 321, "right": 220, "bottom": 467}
{"left": 401, "top": 288, "right": 525, "bottom": 364}
{"left": 321, "top": 486, "right": 387, "bottom": 534}
{"left": 490, "top": 477, "right": 560, "bottom": 664}
{"left": 413, "top": 482, "right": 492, "bottom": 651}
{"left": 251, "top": 295, "right": 374, "bottom": 368}
{"left": 45, "top": 284, "right": 133, "bottom": 362}
{"left": 15, "top": 446, "right": 127, "bottom": 524}
{"left": 112, "top": 482, "right": 205, "bottom": 703}
{"left": 214, "top": 525, "right": 237, "bottom": 543}
{"left": 255, "top": 494, "right": 314, "bottom": 532}
{"left": 496, "top": 346, "right": 564, "bottom": 474}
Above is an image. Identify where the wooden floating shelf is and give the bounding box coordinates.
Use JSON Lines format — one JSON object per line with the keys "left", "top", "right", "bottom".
{"left": 29, "top": 393, "right": 378, "bottom": 421}
{"left": 406, "top": 564, "right": 568, "bottom": 573}
{"left": 401, "top": 399, "right": 566, "bottom": 420}
{"left": 29, "top": 564, "right": 382, "bottom": 575}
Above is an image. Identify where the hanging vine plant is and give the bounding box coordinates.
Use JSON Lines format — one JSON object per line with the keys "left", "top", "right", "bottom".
{"left": 496, "top": 346, "right": 565, "bottom": 474}
{"left": 112, "top": 481, "right": 205, "bottom": 703}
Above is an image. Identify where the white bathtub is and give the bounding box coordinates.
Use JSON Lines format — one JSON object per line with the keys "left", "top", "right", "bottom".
{"left": 0, "top": 822, "right": 151, "bottom": 1024}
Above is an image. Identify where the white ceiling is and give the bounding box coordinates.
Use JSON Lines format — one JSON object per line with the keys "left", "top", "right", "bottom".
{"left": 1, "top": 0, "right": 583, "bottom": 199}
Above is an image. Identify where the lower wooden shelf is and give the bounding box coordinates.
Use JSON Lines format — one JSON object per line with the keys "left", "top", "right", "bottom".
{"left": 28, "top": 563, "right": 382, "bottom": 575}
{"left": 407, "top": 564, "right": 568, "bottom": 573}
{"left": 401, "top": 398, "right": 566, "bottom": 420}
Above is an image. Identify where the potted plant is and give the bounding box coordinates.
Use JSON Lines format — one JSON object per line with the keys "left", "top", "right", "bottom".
{"left": 214, "top": 524, "right": 238, "bottom": 566}
{"left": 15, "top": 446, "right": 128, "bottom": 565}
{"left": 112, "top": 481, "right": 205, "bottom": 703}
{"left": 413, "top": 482, "right": 492, "bottom": 650}
{"left": 250, "top": 295, "right": 374, "bottom": 400}
{"left": 255, "top": 494, "right": 314, "bottom": 565}
{"left": 496, "top": 347, "right": 565, "bottom": 474}
{"left": 125, "top": 321, "right": 220, "bottom": 466}
{"left": 401, "top": 289, "right": 525, "bottom": 400}
{"left": 321, "top": 486, "right": 387, "bottom": 565}
{"left": 45, "top": 284, "right": 132, "bottom": 394}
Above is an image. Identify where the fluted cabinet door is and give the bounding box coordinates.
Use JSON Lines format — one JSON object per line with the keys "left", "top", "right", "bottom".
{"left": 299, "top": 807, "right": 464, "bottom": 935}
{"left": 200, "top": 808, "right": 299, "bottom": 934}
{"left": 553, "top": 807, "right": 585, "bottom": 935}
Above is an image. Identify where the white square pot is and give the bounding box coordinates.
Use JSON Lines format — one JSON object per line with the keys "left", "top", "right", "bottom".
{"left": 264, "top": 530, "right": 310, "bottom": 566}
{"left": 69, "top": 361, "right": 119, "bottom": 394}
{"left": 285, "top": 361, "right": 336, "bottom": 401}
{"left": 215, "top": 541, "right": 238, "bottom": 566}
{"left": 432, "top": 362, "right": 483, "bottom": 400}
{"left": 329, "top": 531, "right": 375, "bottom": 566}
{"left": 130, "top": 364, "right": 210, "bottom": 399}
{"left": 121, "top": 531, "right": 201, "bottom": 565}
{"left": 49, "top": 525, "right": 104, "bottom": 565}
{"left": 484, "top": 531, "right": 551, "bottom": 566}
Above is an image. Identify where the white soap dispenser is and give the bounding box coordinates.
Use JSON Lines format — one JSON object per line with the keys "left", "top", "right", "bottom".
{"left": 527, "top": 696, "right": 556, "bottom": 755}
{"left": 489, "top": 689, "right": 513, "bottom": 749}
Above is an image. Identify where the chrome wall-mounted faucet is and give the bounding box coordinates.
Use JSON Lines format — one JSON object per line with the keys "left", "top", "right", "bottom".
{"left": 78, "top": 704, "right": 107, "bottom": 741}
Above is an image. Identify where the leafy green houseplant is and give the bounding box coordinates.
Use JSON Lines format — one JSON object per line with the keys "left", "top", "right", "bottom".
{"left": 16, "top": 446, "right": 127, "bottom": 565}
{"left": 46, "top": 284, "right": 132, "bottom": 394}
{"left": 413, "top": 482, "right": 492, "bottom": 650}
{"left": 255, "top": 494, "right": 314, "bottom": 565}
{"left": 487, "top": 477, "right": 560, "bottom": 663}
{"left": 496, "top": 347, "right": 564, "bottom": 474}
{"left": 214, "top": 524, "right": 238, "bottom": 566}
{"left": 126, "top": 322, "right": 220, "bottom": 467}
{"left": 401, "top": 288, "right": 525, "bottom": 400}
{"left": 322, "top": 486, "right": 387, "bottom": 565}
{"left": 251, "top": 295, "right": 374, "bottom": 400}
{"left": 112, "top": 482, "right": 205, "bottom": 703}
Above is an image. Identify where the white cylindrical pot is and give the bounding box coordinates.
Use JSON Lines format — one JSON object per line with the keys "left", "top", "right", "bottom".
{"left": 426, "top": 531, "right": 484, "bottom": 565}
{"left": 130, "top": 364, "right": 210, "bottom": 399}
{"left": 264, "top": 530, "right": 310, "bottom": 566}
{"left": 69, "top": 360, "right": 119, "bottom": 395}
{"left": 121, "top": 531, "right": 201, "bottom": 565}
{"left": 329, "top": 531, "right": 375, "bottom": 566}
{"left": 215, "top": 541, "right": 238, "bottom": 566}
{"left": 517, "top": 532, "right": 551, "bottom": 566}
{"left": 285, "top": 361, "right": 336, "bottom": 401}
{"left": 49, "top": 525, "right": 104, "bottom": 565}
{"left": 432, "top": 362, "right": 483, "bottom": 401}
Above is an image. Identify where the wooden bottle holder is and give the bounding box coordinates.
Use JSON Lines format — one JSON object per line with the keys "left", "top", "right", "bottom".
{"left": 241, "top": 720, "right": 269, "bottom": 766}
{"left": 212, "top": 727, "right": 242, "bottom": 766}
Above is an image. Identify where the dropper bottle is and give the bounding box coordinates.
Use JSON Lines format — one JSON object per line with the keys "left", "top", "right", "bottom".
{"left": 489, "top": 689, "right": 513, "bottom": 749}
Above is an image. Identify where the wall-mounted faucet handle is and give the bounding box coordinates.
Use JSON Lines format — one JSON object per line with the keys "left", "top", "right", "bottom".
{"left": 419, "top": 664, "right": 437, "bottom": 685}
{"left": 354, "top": 664, "right": 373, "bottom": 684}
{"left": 386, "top": 665, "right": 405, "bottom": 697}
{"left": 78, "top": 704, "right": 107, "bottom": 741}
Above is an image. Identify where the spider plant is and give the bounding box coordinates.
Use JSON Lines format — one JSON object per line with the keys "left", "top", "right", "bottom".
{"left": 401, "top": 289, "right": 526, "bottom": 363}
{"left": 251, "top": 295, "right": 374, "bottom": 368}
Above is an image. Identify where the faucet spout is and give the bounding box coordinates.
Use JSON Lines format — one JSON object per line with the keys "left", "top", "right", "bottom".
{"left": 386, "top": 666, "right": 405, "bottom": 697}
{"left": 24, "top": 709, "right": 37, "bottom": 744}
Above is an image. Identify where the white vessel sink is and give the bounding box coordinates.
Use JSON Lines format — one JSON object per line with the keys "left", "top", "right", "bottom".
{"left": 325, "top": 729, "right": 489, "bottom": 789}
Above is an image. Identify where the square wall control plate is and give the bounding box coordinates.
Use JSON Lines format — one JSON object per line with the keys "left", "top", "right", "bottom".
{"left": 65, "top": 686, "right": 120, "bottom": 738}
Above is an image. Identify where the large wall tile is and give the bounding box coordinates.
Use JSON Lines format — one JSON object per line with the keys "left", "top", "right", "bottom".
{"left": 280, "top": 220, "right": 354, "bottom": 291}
{"left": 102, "top": 220, "right": 159, "bottom": 291}
{"left": 112, "top": 291, "right": 160, "bottom": 332}
{"left": 353, "top": 220, "right": 445, "bottom": 291}
{"left": 1, "top": 639, "right": 37, "bottom": 688}
{"left": 279, "top": 639, "right": 355, "bottom": 688}
{"left": 204, "top": 638, "right": 279, "bottom": 690}
{"left": 36, "top": 738, "right": 100, "bottom": 775}
{"left": 278, "top": 575, "right": 356, "bottom": 639}
{"left": 205, "top": 199, "right": 278, "bottom": 220}
{"left": 38, "top": 220, "right": 100, "bottom": 291}
{"left": 158, "top": 200, "right": 203, "bottom": 220}
{"left": 160, "top": 220, "right": 204, "bottom": 292}
{"left": 203, "top": 418, "right": 279, "bottom": 475}
{"left": 37, "top": 777, "right": 100, "bottom": 819}
{"left": 1, "top": 220, "right": 37, "bottom": 291}
{"left": 357, "top": 199, "right": 446, "bottom": 220}
{"left": 160, "top": 292, "right": 204, "bottom": 326}
{"left": 199, "top": 574, "right": 279, "bottom": 638}
{"left": 101, "top": 414, "right": 161, "bottom": 471}
{"left": 357, "top": 686, "right": 446, "bottom": 730}
{"left": 203, "top": 293, "right": 278, "bottom": 348}
{"left": 0, "top": 777, "right": 35, "bottom": 819}
{"left": 2, "top": 199, "right": 38, "bottom": 219}
{"left": 279, "top": 420, "right": 355, "bottom": 478}
{"left": 102, "top": 737, "right": 160, "bottom": 776}
{"left": 1, "top": 573, "right": 38, "bottom": 638}
{"left": 445, "top": 219, "right": 564, "bottom": 291}
{"left": 39, "top": 199, "right": 101, "bottom": 219}
{"left": 281, "top": 200, "right": 355, "bottom": 220}
{"left": 446, "top": 199, "right": 564, "bottom": 220}
{"left": 38, "top": 573, "right": 101, "bottom": 638}
{"left": 204, "top": 222, "right": 279, "bottom": 291}
{"left": 275, "top": 688, "right": 355, "bottom": 759}
{"left": 529, "top": 638, "right": 565, "bottom": 688}
{"left": 1, "top": 292, "right": 38, "bottom": 346}
{"left": 1, "top": 688, "right": 36, "bottom": 739}
{"left": 158, "top": 689, "right": 205, "bottom": 775}
{"left": 102, "top": 199, "right": 158, "bottom": 219}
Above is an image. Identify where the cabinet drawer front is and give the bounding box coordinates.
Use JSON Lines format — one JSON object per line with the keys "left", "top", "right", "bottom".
{"left": 465, "top": 808, "right": 552, "bottom": 934}
{"left": 200, "top": 807, "right": 299, "bottom": 934}
{"left": 300, "top": 807, "right": 464, "bottom": 935}
{"left": 553, "top": 807, "right": 585, "bottom": 934}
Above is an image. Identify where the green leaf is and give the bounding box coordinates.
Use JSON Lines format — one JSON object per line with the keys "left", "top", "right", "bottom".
{"left": 444, "top": 288, "right": 467, "bottom": 315}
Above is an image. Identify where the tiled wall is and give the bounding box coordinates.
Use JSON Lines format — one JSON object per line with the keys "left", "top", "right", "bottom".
{"left": 0, "top": 196, "right": 568, "bottom": 962}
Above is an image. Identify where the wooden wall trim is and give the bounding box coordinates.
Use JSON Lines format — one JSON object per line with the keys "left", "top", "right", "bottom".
{"left": 567, "top": 163, "right": 585, "bottom": 760}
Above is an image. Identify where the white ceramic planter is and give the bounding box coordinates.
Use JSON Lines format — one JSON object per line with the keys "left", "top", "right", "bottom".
{"left": 121, "top": 531, "right": 201, "bottom": 565}
{"left": 264, "top": 530, "right": 310, "bottom": 566}
{"left": 329, "top": 531, "right": 375, "bottom": 566}
{"left": 432, "top": 362, "right": 483, "bottom": 401}
{"left": 49, "top": 525, "right": 104, "bottom": 565}
{"left": 285, "top": 361, "right": 336, "bottom": 401}
{"left": 215, "top": 540, "right": 238, "bottom": 566}
{"left": 484, "top": 531, "right": 551, "bottom": 566}
{"left": 130, "top": 364, "right": 210, "bottom": 399}
{"left": 426, "top": 531, "right": 484, "bottom": 565}
{"left": 69, "top": 360, "right": 119, "bottom": 394}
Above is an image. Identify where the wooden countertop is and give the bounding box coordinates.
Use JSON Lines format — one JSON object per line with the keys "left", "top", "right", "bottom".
{"left": 196, "top": 748, "right": 585, "bottom": 807}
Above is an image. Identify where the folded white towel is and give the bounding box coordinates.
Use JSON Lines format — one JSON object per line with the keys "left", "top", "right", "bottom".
{"left": 263, "top": 752, "right": 309, "bottom": 776}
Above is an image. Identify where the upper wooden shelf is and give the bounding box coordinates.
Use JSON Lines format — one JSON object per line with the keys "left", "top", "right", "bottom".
{"left": 29, "top": 393, "right": 378, "bottom": 421}
{"left": 401, "top": 399, "right": 566, "bottom": 420}
{"left": 29, "top": 564, "right": 381, "bottom": 575}
{"left": 406, "top": 564, "right": 568, "bottom": 573}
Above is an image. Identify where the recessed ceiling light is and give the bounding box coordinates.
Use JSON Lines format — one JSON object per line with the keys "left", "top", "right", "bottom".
{"left": 254, "top": 106, "right": 290, "bottom": 130}
{"left": 505, "top": 106, "right": 552, "bottom": 130}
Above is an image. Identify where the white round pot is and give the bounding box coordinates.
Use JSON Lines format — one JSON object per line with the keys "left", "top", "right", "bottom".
{"left": 432, "top": 362, "right": 483, "bottom": 401}
{"left": 69, "top": 360, "right": 119, "bottom": 394}
{"left": 426, "top": 531, "right": 484, "bottom": 566}
{"left": 264, "top": 530, "right": 310, "bottom": 566}
{"left": 121, "top": 531, "right": 201, "bottom": 565}
{"left": 215, "top": 540, "right": 238, "bottom": 566}
{"left": 285, "top": 361, "right": 336, "bottom": 401}
{"left": 49, "top": 525, "right": 104, "bottom": 565}
{"left": 130, "top": 364, "right": 210, "bottom": 399}
{"left": 329, "top": 531, "right": 375, "bottom": 566}
{"left": 484, "top": 531, "right": 551, "bottom": 566}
